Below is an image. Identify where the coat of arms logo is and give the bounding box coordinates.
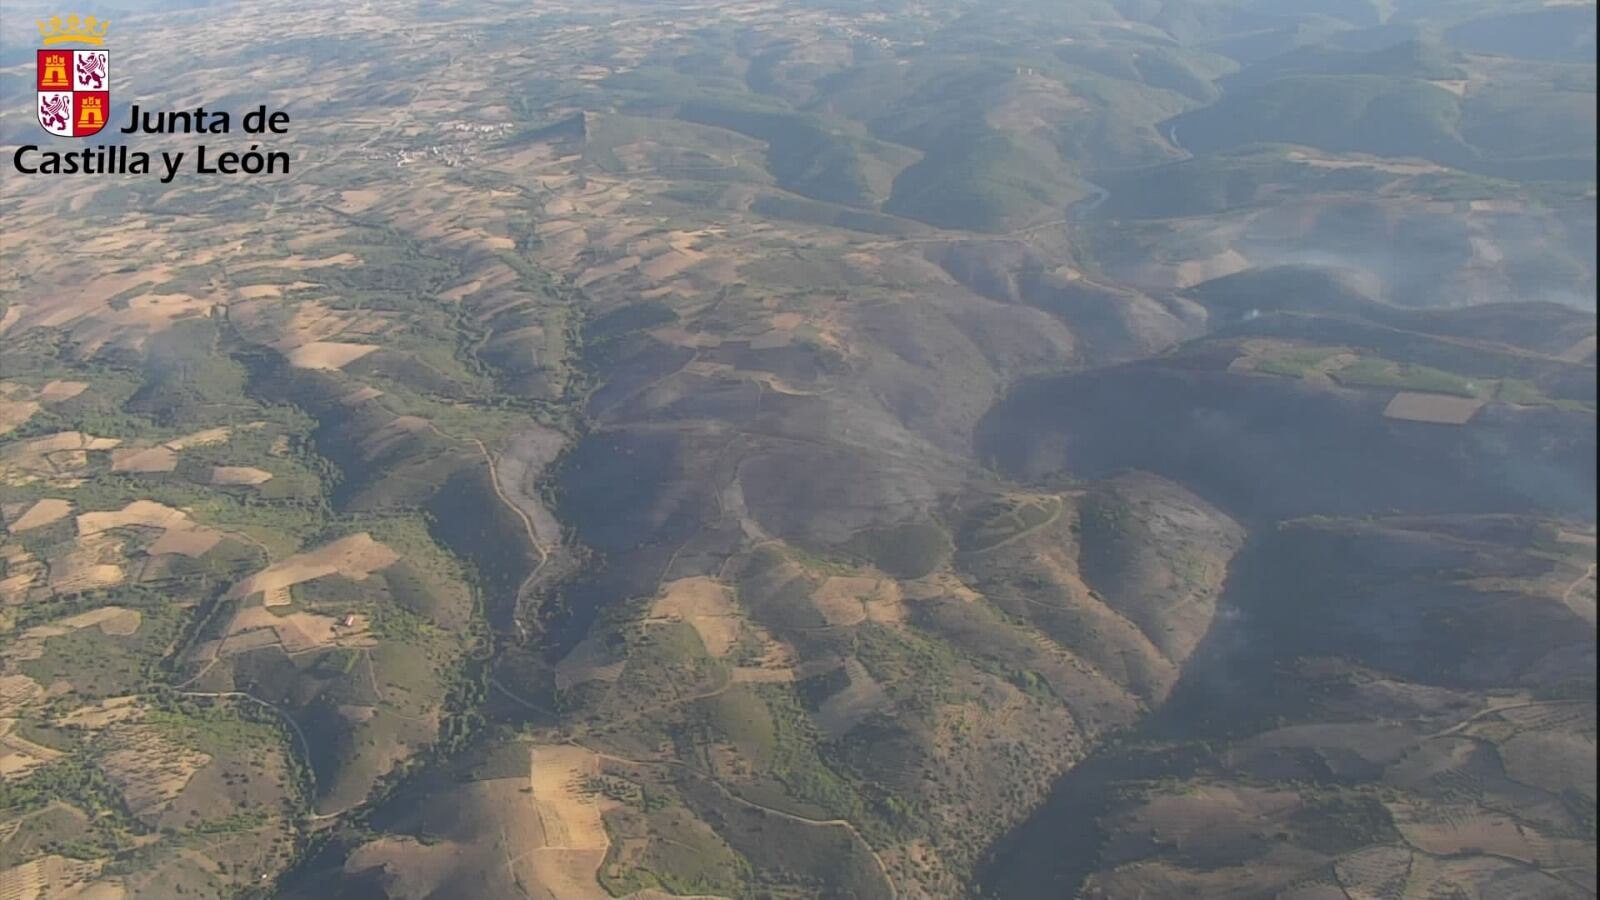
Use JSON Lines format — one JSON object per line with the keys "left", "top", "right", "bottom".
{"left": 36, "top": 14, "right": 111, "bottom": 138}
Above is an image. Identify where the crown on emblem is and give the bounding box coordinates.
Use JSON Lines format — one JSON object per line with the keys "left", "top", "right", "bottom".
{"left": 37, "top": 14, "right": 111, "bottom": 45}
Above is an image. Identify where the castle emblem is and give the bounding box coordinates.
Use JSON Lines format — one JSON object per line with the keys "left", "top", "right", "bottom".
{"left": 36, "top": 14, "right": 111, "bottom": 137}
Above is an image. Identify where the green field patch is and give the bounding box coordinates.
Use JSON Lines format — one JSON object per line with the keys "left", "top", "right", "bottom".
{"left": 677, "top": 772, "right": 891, "bottom": 900}
{"left": 0, "top": 752, "right": 138, "bottom": 857}
{"left": 1290, "top": 790, "right": 1400, "bottom": 854}
{"left": 699, "top": 685, "right": 778, "bottom": 768}
{"left": 1332, "top": 358, "right": 1484, "bottom": 397}
{"left": 745, "top": 684, "right": 873, "bottom": 825}
{"left": 0, "top": 801, "right": 99, "bottom": 867}
{"left": 853, "top": 623, "right": 963, "bottom": 712}
{"left": 1253, "top": 346, "right": 1347, "bottom": 378}
{"left": 599, "top": 804, "right": 749, "bottom": 898}
{"left": 144, "top": 704, "right": 285, "bottom": 758}
{"left": 843, "top": 521, "right": 951, "bottom": 579}
{"left": 20, "top": 605, "right": 181, "bottom": 698}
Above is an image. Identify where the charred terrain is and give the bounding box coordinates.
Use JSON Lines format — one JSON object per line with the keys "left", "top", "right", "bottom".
{"left": 0, "top": 0, "right": 1594, "bottom": 898}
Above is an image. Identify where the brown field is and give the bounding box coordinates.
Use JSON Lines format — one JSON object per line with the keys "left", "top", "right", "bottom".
{"left": 235, "top": 252, "right": 360, "bottom": 271}
{"left": 147, "top": 528, "right": 224, "bottom": 557}
{"left": 1332, "top": 844, "right": 1413, "bottom": 900}
{"left": 62, "top": 606, "right": 143, "bottom": 636}
{"left": 746, "top": 370, "right": 822, "bottom": 396}
{"left": 47, "top": 535, "right": 128, "bottom": 595}
{"left": 164, "top": 427, "right": 232, "bottom": 450}
{"left": 0, "top": 544, "right": 42, "bottom": 603}
{"left": 272, "top": 301, "right": 385, "bottom": 346}
{"left": 813, "top": 578, "right": 875, "bottom": 625}
{"left": 733, "top": 626, "right": 800, "bottom": 681}
{"left": 337, "top": 189, "right": 384, "bottom": 214}
{"left": 110, "top": 447, "right": 179, "bottom": 473}
{"left": 58, "top": 696, "right": 143, "bottom": 730}
{"left": 226, "top": 533, "right": 399, "bottom": 607}
{"left": 359, "top": 416, "right": 429, "bottom": 459}
{"left": 37, "top": 381, "right": 88, "bottom": 403}
{"left": 0, "top": 432, "right": 120, "bottom": 486}
{"left": 211, "top": 466, "right": 274, "bottom": 486}
{"left": 123, "top": 294, "right": 209, "bottom": 320}
{"left": 529, "top": 744, "right": 613, "bottom": 900}
{"left": 8, "top": 498, "right": 73, "bottom": 533}
{"left": 192, "top": 628, "right": 280, "bottom": 660}
{"left": 813, "top": 576, "right": 905, "bottom": 626}
{"left": 0, "top": 570, "right": 38, "bottom": 602}
{"left": 1386, "top": 801, "right": 1571, "bottom": 866}
{"left": 1157, "top": 248, "right": 1250, "bottom": 289}
{"left": 0, "top": 675, "right": 45, "bottom": 718}
{"left": 0, "top": 855, "right": 119, "bottom": 900}
{"left": 682, "top": 360, "right": 736, "bottom": 379}
{"left": 76, "top": 496, "right": 195, "bottom": 531}
{"left": 0, "top": 399, "right": 40, "bottom": 436}
{"left": 1384, "top": 736, "right": 1488, "bottom": 795}
{"left": 903, "top": 571, "right": 985, "bottom": 603}
{"left": 441, "top": 262, "right": 520, "bottom": 301}
{"left": 531, "top": 745, "right": 609, "bottom": 849}
{"left": 0, "top": 719, "right": 63, "bottom": 781}
{"left": 340, "top": 744, "right": 616, "bottom": 900}
{"left": 0, "top": 259, "right": 219, "bottom": 357}
{"left": 650, "top": 326, "right": 724, "bottom": 349}
{"left": 637, "top": 247, "right": 707, "bottom": 281}
{"left": 1394, "top": 855, "right": 1484, "bottom": 900}
{"left": 78, "top": 501, "right": 224, "bottom": 558}
{"left": 651, "top": 577, "right": 740, "bottom": 657}
{"left": 1125, "top": 785, "right": 1302, "bottom": 854}
{"left": 194, "top": 605, "right": 372, "bottom": 662}
{"left": 1383, "top": 392, "right": 1484, "bottom": 424}
{"left": 1498, "top": 729, "right": 1598, "bottom": 797}
{"left": 576, "top": 255, "right": 642, "bottom": 288}
{"left": 99, "top": 723, "right": 212, "bottom": 819}
{"left": 341, "top": 386, "right": 384, "bottom": 406}
{"left": 1496, "top": 703, "right": 1591, "bottom": 731}
{"left": 438, "top": 279, "right": 487, "bottom": 302}
{"left": 284, "top": 342, "right": 379, "bottom": 370}
{"left": 67, "top": 293, "right": 213, "bottom": 356}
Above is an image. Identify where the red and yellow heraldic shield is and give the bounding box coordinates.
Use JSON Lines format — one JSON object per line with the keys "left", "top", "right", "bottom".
{"left": 37, "top": 49, "right": 110, "bottom": 137}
